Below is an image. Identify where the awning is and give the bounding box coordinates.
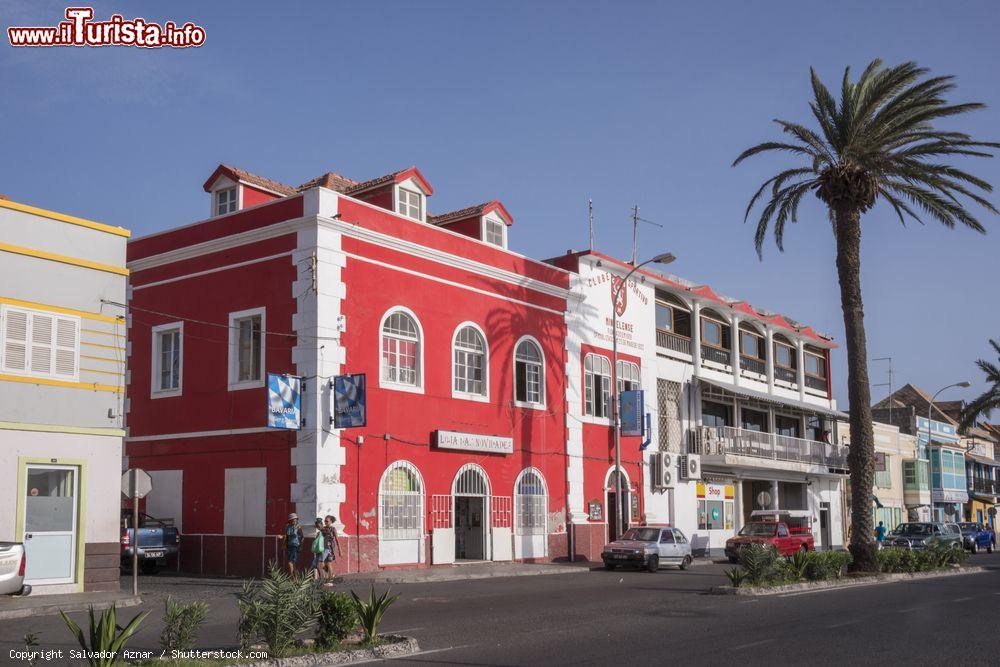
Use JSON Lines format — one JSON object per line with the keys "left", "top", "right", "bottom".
{"left": 967, "top": 452, "right": 1000, "bottom": 467}
{"left": 698, "top": 377, "right": 848, "bottom": 419}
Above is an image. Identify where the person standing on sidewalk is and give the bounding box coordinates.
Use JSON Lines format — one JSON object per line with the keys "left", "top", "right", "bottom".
{"left": 281, "top": 513, "right": 303, "bottom": 576}
{"left": 874, "top": 521, "right": 887, "bottom": 550}
{"left": 322, "top": 515, "right": 343, "bottom": 583}
{"left": 310, "top": 517, "right": 326, "bottom": 580}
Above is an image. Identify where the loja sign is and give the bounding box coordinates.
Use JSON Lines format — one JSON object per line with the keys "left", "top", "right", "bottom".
{"left": 437, "top": 430, "right": 514, "bottom": 455}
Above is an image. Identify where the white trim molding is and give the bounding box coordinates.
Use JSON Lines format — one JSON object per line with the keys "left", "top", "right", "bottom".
{"left": 378, "top": 306, "right": 425, "bottom": 394}
{"left": 228, "top": 307, "right": 266, "bottom": 391}
{"left": 451, "top": 321, "right": 490, "bottom": 403}
{"left": 150, "top": 320, "right": 183, "bottom": 399}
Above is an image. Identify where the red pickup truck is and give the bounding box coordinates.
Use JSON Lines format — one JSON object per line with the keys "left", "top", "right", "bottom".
{"left": 724, "top": 522, "right": 814, "bottom": 562}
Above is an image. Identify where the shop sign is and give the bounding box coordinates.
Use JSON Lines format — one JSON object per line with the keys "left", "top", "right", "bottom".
{"left": 437, "top": 430, "right": 514, "bottom": 455}
{"left": 620, "top": 390, "right": 644, "bottom": 437}
{"left": 332, "top": 373, "right": 366, "bottom": 428}
{"left": 631, "top": 493, "right": 640, "bottom": 521}
{"left": 267, "top": 373, "right": 301, "bottom": 430}
{"left": 697, "top": 483, "right": 735, "bottom": 500}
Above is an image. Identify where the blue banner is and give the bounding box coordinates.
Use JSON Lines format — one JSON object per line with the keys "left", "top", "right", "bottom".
{"left": 267, "top": 373, "right": 301, "bottom": 430}
{"left": 620, "top": 389, "right": 644, "bottom": 437}
{"left": 333, "top": 373, "right": 367, "bottom": 428}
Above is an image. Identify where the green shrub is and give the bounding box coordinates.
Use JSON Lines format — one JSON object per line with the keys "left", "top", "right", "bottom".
{"left": 724, "top": 567, "right": 748, "bottom": 588}
{"left": 159, "top": 596, "right": 209, "bottom": 653}
{"left": 350, "top": 585, "right": 399, "bottom": 645}
{"left": 876, "top": 547, "right": 916, "bottom": 573}
{"left": 59, "top": 605, "right": 149, "bottom": 667}
{"left": 236, "top": 567, "right": 320, "bottom": 657}
{"left": 804, "top": 550, "right": 852, "bottom": 581}
{"left": 738, "top": 543, "right": 782, "bottom": 585}
{"left": 786, "top": 549, "right": 813, "bottom": 581}
{"left": 316, "top": 591, "right": 357, "bottom": 649}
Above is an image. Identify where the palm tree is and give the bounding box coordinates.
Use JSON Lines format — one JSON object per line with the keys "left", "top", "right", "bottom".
{"left": 960, "top": 339, "right": 1000, "bottom": 431}
{"left": 734, "top": 60, "right": 998, "bottom": 571}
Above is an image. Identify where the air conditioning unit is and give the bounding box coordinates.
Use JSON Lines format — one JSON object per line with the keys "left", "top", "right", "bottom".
{"left": 651, "top": 452, "right": 676, "bottom": 490}
{"left": 680, "top": 454, "right": 702, "bottom": 481}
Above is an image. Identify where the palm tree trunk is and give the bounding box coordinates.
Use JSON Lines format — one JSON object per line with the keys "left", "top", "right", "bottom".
{"left": 833, "top": 202, "right": 878, "bottom": 572}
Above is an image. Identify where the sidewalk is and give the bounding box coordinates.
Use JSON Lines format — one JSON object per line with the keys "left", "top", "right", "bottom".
{"left": 335, "top": 560, "right": 593, "bottom": 585}
{"left": 0, "top": 589, "right": 140, "bottom": 620}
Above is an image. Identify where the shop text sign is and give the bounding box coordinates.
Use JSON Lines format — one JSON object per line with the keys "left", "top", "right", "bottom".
{"left": 436, "top": 430, "right": 514, "bottom": 455}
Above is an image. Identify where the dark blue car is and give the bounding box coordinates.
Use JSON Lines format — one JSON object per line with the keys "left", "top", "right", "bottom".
{"left": 958, "top": 522, "right": 996, "bottom": 554}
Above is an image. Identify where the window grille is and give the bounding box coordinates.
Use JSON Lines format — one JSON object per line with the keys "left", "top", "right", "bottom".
{"left": 379, "top": 462, "right": 423, "bottom": 540}
{"left": 492, "top": 496, "right": 512, "bottom": 528}
{"left": 431, "top": 494, "right": 453, "bottom": 529}
{"left": 382, "top": 311, "right": 420, "bottom": 385}
{"left": 657, "top": 379, "right": 682, "bottom": 452}
{"left": 454, "top": 464, "right": 489, "bottom": 496}
{"left": 515, "top": 470, "right": 546, "bottom": 535}
{"left": 454, "top": 326, "right": 486, "bottom": 396}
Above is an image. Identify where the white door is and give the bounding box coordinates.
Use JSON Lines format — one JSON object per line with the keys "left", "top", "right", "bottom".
{"left": 22, "top": 465, "right": 79, "bottom": 585}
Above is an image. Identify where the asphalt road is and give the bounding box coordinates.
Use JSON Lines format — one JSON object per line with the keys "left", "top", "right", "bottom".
{"left": 2, "top": 554, "right": 999, "bottom": 666}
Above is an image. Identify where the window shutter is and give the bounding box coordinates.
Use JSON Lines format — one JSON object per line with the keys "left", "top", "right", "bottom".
{"left": 29, "top": 313, "right": 54, "bottom": 375}
{"left": 3, "top": 309, "right": 28, "bottom": 372}
{"left": 54, "top": 317, "right": 79, "bottom": 378}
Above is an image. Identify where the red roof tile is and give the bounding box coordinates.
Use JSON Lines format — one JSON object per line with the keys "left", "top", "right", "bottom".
{"left": 297, "top": 172, "right": 357, "bottom": 193}
{"left": 203, "top": 164, "right": 297, "bottom": 196}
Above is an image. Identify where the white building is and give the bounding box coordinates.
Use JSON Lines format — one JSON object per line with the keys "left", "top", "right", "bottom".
{"left": 551, "top": 250, "right": 847, "bottom": 557}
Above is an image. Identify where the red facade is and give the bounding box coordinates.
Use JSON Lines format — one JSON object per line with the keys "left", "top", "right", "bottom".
{"left": 126, "top": 167, "right": 572, "bottom": 575}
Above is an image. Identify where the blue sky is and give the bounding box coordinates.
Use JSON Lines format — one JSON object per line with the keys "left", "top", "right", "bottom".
{"left": 3, "top": 1, "right": 999, "bottom": 409}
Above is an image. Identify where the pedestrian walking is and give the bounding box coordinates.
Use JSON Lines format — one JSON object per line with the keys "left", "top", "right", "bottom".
{"left": 281, "top": 513, "right": 303, "bottom": 576}
{"left": 874, "top": 520, "right": 887, "bottom": 549}
{"left": 310, "top": 518, "right": 326, "bottom": 580}
{"left": 322, "top": 515, "right": 343, "bottom": 582}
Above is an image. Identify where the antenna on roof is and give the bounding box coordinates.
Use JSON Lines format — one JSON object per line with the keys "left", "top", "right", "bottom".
{"left": 873, "top": 356, "right": 894, "bottom": 424}
{"left": 588, "top": 199, "right": 594, "bottom": 252}
{"left": 630, "top": 205, "right": 663, "bottom": 265}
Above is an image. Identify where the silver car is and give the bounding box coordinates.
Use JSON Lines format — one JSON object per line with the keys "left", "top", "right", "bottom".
{"left": 601, "top": 526, "right": 693, "bottom": 572}
{"left": 0, "top": 542, "right": 30, "bottom": 596}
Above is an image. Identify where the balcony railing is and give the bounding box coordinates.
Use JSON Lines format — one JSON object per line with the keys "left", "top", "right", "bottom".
{"left": 656, "top": 329, "right": 691, "bottom": 355}
{"left": 972, "top": 478, "right": 998, "bottom": 495}
{"left": 701, "top": 346, "right": 731, "bottom": 366}
{"left": 774, "top": 366, "right": 796, "bottom": 384}
{"left": 692, "top": 425, "right": 849, "bottom": 470}
{"left": 804, "top": 375, "right": 827, "bottom": 392}
{"left": 740, "top": 355, "right": 766, "bottom": 375}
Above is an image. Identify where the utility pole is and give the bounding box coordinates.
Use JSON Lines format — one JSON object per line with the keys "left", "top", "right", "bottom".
{"left": 589, "top": 199, "right": 594, "bottom": 251}
{"left": 872, "top": 357, "right": 894, "bottom": 424}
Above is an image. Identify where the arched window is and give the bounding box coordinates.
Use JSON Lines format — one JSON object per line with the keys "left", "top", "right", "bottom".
{"left": 379, "top": 461, "right": 424, "bottom": 540}
{"left": 514, "top": 337, "right": 544, "bottom": 406}
{"left": 585, "top": 354, "right": 612, "bottom": 418}
{"left": 381, "top": 309, "right": 421, "bottom": 388}
{"left": 515, "top": 469, "right": 547, "bottom": 535}
{"left": 453, "top": 324, "right": 487, "bottom": 397}
{"left": 615, "top": 360, "right": 640, "bottom": 395}
{"left": 453, "top": 463, "right": 490, "bottom": 496}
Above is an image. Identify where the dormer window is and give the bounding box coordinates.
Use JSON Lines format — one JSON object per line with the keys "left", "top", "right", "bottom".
{"left": 484, "top": 217, "right": 506, "bottom": 248}
{"left": 216, "top": 187, "right": 238, "bottom": 216}
{"left": 397, "top": 188, "right": 423, "bottom": 220}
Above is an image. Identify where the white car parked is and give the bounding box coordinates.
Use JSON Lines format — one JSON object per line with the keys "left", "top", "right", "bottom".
{"left": 0, "top": 542, "right": 30, "bottom": 596}
{"left": 601, "top": 526, "right": 693, "bottom": 572}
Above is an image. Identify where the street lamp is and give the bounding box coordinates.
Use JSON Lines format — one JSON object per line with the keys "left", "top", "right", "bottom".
{"left": 926, "top": 381, "right": 970, "bottom": 521}
{"left": 611, "top": 252, "right": 676, "bottom": 538}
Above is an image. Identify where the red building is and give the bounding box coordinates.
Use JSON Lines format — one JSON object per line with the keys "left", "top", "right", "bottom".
{"left": 126, "top": 164, "right": 574, "bottom": 575}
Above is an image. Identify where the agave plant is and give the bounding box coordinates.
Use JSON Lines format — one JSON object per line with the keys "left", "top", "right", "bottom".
{"left": 235, "top": 566, "right": 320, "bottom": 657}
{"left": 724, "top": 567, "right": 747, "bottom": 588}
{"left": 59, "top": 604, "right": 149, "bottom": 667}
{"left": 350, "top": 585, "right": 399, "bottom": 645}
{"left": 787, "top": 549, "right": 813, "bottom": 581}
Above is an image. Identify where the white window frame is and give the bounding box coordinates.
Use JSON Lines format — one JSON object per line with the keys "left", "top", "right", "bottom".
{"left": 584, "top": 353, "right": 612, "bottom": 421}
{"left": 215, "top": 186, "right": 239, "bottom": 216}
{"left": 513, "top": 335, "right": 545, "bottom": 410}
{"left": 482, "top": 215, "right": 507, "bottom": 249}
{"left": 395, "top": 187, "right": 424, "bottom": 222}
{"left": 379, "top": 306, "right": 424, "bottom": 394}
{"left": 378, "top": 460, "right": 425, "bottom": 541}
{"left": 228, "top": 307, "right": 265, "bottom": 391}
{"left": 451, "top": 322, "right": 489, "bottom": 402}
{"left": 615, "top": 360, "right": 641, "bottom": 396}
{"left": 150, "top": 321, "right": 183, "bottom": 398}
{"left": 0, "top": 305, "right": 80, "bottom": 381}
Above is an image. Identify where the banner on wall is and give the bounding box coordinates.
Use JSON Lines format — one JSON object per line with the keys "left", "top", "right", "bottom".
{"left": 333, "top": 373, "right": 367, "bottom": 428}
{"left": 620, "top": 390, "right": 644, "bottom": 437}
{"left": 267, "top": 373, "right": 302, "bottom": 430}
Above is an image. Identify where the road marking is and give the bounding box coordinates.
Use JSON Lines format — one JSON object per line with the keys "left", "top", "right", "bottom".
{"left": 895, "top": 607, "right": 924, "bottom": 613}
{"left": 826, "top": 621, "right": 860, "bottom": 628}
{"left": 381, "top": 627, "right": 424, "bottom": 634}
{"left": 952, "top": 597, "right": 973, "bottom": 602}
{"left": 731, "top": 639, "right": 774, "bottom": 651}
{"left": 350, "top": 645, "right": 470, "bottom": 664}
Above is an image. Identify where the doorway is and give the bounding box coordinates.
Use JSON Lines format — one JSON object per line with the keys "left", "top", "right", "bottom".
{"left": 819, "top": 502, "right": 831, "bottom": 551}
{"left": 606, "top": 469, "right": 631, "bottom": 542}
{"left": 21, "top": 464, "right": 80, "bottom": 584}
{"left": 455, "top": 496, "right": 485, "bottom": 560}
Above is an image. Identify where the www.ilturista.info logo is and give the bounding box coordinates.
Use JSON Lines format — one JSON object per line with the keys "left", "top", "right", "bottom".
{"left": 7, "top": 7, "right": 205, "bottom": 48}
